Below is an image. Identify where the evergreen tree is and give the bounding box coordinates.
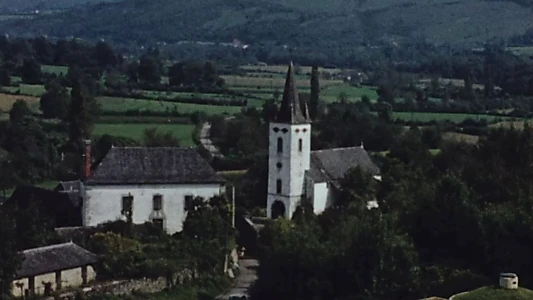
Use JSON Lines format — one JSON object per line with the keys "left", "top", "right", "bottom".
{"left": 40, "top": 80, "right": 70, "bottom": 119}
{"left": 68, "top": 80, "right": 98, "bottom": 149}
{"left": 310, "top": 65, "right": 320, "bottom": 120}
{"left": 9, "top": 100, "right": 31, "bottom": 124}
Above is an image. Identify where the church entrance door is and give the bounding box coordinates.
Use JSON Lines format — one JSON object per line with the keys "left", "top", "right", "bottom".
{"left": 271, "top": 200, "right": 286, "bottom": 219}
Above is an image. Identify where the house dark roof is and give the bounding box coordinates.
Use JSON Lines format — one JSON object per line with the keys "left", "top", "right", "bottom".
{"left": 0, "top": 196, "right": 7, "bottom": 205}
{"left": 16, "top": 242, "right": 98, "bottom": 278}
{"left": 308, "top": 146, "right": 380, "bottom": 187}
{"left": 275, "top": 62, "right": 312, "bottom": 124}
{"left": 86, "top": 147, "right": 225, "bottom": 185}
{"left": 5, "top": 185, "right": 82, "bottom": 227}
{"left": 54, "top": 181, "right": 83, "bottom": 207}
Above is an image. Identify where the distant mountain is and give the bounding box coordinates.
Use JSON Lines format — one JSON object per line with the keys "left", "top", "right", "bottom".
{"left": 1, "top": 0, "right": 533, "bottom": 48}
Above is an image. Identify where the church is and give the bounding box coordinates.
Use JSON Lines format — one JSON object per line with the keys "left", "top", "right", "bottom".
{"left": 266, "top": 63, "right": 381, "bottom": 219}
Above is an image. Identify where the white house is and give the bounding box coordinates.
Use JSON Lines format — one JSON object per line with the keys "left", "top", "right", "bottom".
{"left": 266, "top": 63, "right": 380, "bottom": 219}
{"left": 82, "top": 146, "right": 225, "bottom": 234}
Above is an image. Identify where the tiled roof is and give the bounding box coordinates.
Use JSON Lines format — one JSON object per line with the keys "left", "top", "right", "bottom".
{"left": 16, "top": 242, "right": 98, "bottom": 278}
{"left": 308, "top": 146, "right": 380, "bottom": 185}
{"left": 54, "top": 181, "right": 83, "bottom": 207}
{"left": 86, "top": 147, "right": 225, "bottom": 185}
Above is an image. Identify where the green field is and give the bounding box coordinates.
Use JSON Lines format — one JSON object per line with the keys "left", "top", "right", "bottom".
{"left": 3, "top": 84, "right": 46, "bottom": 96}
{"left": 393, "top": 112, "right": 516, "bottom": 123}
{"left": 454, "top": 286, "right": 533, "bottom": 300}
{"left": 222, "top": 75, "right": 343, "bottom": 89}
{"left": 97, "top": 96, "right": 242, "bottom": 115}
{"left": 93, "top": 123, "right": 196, "bottom": 146}
{"left": 42, "top": 65, "right": 69, "bottom": 75}
{"left": 321, "top": 84, "right": 378, "bottom": 102}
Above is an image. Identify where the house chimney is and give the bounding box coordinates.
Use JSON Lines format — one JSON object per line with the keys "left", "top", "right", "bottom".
{"left": 84, "top": 140, "right": 91, "bottom": 180}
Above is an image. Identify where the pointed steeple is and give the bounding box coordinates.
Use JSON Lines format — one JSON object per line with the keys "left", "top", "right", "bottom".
{"left": 275, "top": 62, "right": 312, "bottom": 124}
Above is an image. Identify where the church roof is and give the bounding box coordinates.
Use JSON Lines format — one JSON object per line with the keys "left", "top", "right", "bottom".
{"left": 308, "top": 147, "right": 380, "bottom": 187}
{"left": 86, "top": 147, "right": 225, "bottom": 185}
{"left": 16, "top": 242, "right": 98, "bottom": 278}
{"left": 275, "top": 62, "right": 312, "bottom": 124}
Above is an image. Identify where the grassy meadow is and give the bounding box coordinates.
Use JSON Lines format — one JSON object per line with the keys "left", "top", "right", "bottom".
{"left": 2, "top": 84, "right": 46, "bottom": 97}
{"left": 0, "top": 93, "right": 40, "bottom": 111}
{"left": 97, "top": 96, "right": 242, "bottom": 115}
{"left": 93, "top": 123, "right": 196, "bottom": 146}
{"left": 42, "top": 64, "right": 69, "bottom": 75}
{"left": 393, "top": 112, "right": 514, "bottom": 123}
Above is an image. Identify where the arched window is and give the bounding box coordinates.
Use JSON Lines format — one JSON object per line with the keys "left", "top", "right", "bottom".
{"left": 299, "top": 138, "right": 303, "bottom": 151}
{"left": 277, "top": 137, "right": 283, "bottom": 153}
{"left": 276, "top": 179, "right": 282, "bottom": 194}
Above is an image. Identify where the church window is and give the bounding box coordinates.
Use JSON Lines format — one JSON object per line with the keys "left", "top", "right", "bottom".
{"left": 276, "top": 179, "right": 282, "bottom": 194}
{"left": 299, "top": 139, "right": 303, "bottom": 151}
{"left": 277, "top": 137, "right": 283, "bottom": 153}
{"left": 276, "top": 162, "right": 282, "bottom": 169}
{"left": 153, "top": 195, "right": 162, "bottom": 211}
{"left": 273, "top": 127, "right": 280, "bottom": 132}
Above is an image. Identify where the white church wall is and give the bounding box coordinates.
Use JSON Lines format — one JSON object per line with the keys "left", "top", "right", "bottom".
{"left": 267, "top": 122, "right": 311, "bottom": 219}
{"left": 84, "top": 183, "right": 222, "bottom": 234}
{"left": 312, "top": 182, "right": 329, "bottom": 214}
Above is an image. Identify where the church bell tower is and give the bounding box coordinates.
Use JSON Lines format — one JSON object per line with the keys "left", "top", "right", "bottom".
{"left": 266, "top": 62, "right": 312, "bottom": 219}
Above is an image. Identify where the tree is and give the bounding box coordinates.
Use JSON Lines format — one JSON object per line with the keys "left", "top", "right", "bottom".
{"left": 138, "top": 54, "right": 161, "bottom": 84}
{"left": 20, "top": 58, "right": 42, "bottom": 84}
{"left": 9, "top": 100, "right": 31, "bottom": 124}
{"left": 168, "top": 62, "right": 186, "bottom": 87}
{"left": 40, "top": 80, "right": 70, "bottom": 119}
{"left": 12, "top": 196, "right": 60, "bottom": 250}
{"left": 310, "top": 65, "right": 320, "bottom": 120}
{"left": 142, "top": 128, "right": 180, "bottom": 147}
{"left": 0, "top": 67, "right": 10, "bottom": 86}
{"left": 68, "top": 80, "right": 99, "bottom": 147}
{"left": 0, "top": 210, "right": 21, "bottom": 300}
{"left": 93, "top": 41, "right": 118, "bottom": 68}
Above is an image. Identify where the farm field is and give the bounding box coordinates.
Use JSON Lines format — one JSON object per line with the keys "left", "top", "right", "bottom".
{"left": 222, "top": 75, "right": 343, "bottom": 89}
{"left": 393, "top": 112, "right": 515, "bottom": 123}
{"left": 97, "top": 96, "right": 242, "bottom": 115}
{"left": 93, "top": 123, "right": 196, "bottom": 146}
{"left": 240, "top": 65, "right": 343, "bottom": 75}
{"left": 41, "top": 64, "right": 69, "bottom": 75}
{"left": 321, "top": 84, "right": 378, "bottom": 102}
{"left": 489, "top": 120, "right": 530, "bottom": 130}
{"left": 442, "top": 132, "right": 480, "bottom": 145}
{"left": 2, "top": 84, "right": 46, "bottom": 96}
{"left": 0, "top": 93, "right": 40, "bottom": 111}
{"left": 508, "top": 46, "right": 533, "bottom": 56}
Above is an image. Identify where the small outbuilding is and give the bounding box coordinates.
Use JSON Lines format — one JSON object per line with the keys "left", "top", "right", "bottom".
{"left": 12, "top": 242, "right": 98, "bottom": 297}
{"left": 499, "top": 273, "right": 518, "bottom": 290}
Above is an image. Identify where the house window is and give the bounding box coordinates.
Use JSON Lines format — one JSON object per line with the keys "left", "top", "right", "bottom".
{"left": 184, "top": 195, "right": 194, "bottom": 210}
{"left": 277, "top": 137, "right": 283, "bottom": 153}
{"left": 276, "top": 179, "right": 282, "bottom": 194}
{"left": 122, "top": 195, "right": 133, "bottom": 215}
{"left": 153, "top": 195, "right": 162, "bottom": 211}
{"left": 299, "top": 138, "right": 303, "bottom": 151}
{"left": 153, "top": 218, "right": 164, "bottom": 229}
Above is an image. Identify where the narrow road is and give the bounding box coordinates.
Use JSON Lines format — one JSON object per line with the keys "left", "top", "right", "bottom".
{"left": 200, "top": 122, "right": 223, "bottom": 158}
{"left": 217, "top": 258, "right": 259, "bottom": 299}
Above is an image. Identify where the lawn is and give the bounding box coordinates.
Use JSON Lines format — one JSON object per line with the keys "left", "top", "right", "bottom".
{"left": 93, "top": 123, "right": 196, "bottom": 146}
{"left": 393, "top": 112, "right": 515, "bottom": 123}
{"left": 241, "top": 64, "right": 343, "bottom": 75}
{"left": 320, "top": 84, "right": 378, "bottom": 102}
{"left": 97, "top": 96, "right": 242, "bottom": 115}
{"left": 41, "top": 65, "right": 69, "bottom": 75}
{"left": 454, "top": 286, "right": 533, "bottom": 300}
{"left": 442, "top": 132, "right": 480, "bottom": 145}
{"left": 0, "top": 93, "right": 40, "bottom": 112}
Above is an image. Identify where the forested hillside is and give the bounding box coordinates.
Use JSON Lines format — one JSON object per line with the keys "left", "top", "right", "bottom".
{"left": 0, "top": 0, "right": 119, "bottom": 13}
{"left": 2, "top": 0, "right": 533, "bottom": 48}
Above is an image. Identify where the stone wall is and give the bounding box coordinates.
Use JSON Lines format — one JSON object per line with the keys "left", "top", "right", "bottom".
{"left": 46, "top": 269, "right": 194, "bottom": 300}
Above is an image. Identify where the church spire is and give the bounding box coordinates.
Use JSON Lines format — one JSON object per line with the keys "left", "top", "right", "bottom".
{"left": 275, "top": 62, "right": 312, "bottom": 124}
